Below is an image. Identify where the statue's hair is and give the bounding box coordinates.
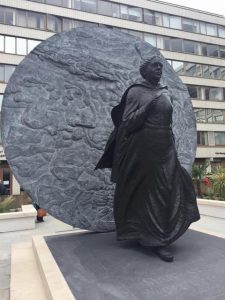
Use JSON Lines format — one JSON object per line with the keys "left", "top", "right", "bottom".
{"left": 140, "top": 55, "right": 163, "bottom": 79}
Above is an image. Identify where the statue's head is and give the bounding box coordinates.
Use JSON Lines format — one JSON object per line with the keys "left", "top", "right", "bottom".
{"left": 140, "top": 56, "right": 163, "bottom": 84}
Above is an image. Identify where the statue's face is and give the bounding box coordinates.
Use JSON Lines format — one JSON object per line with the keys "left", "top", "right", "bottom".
{"left": 145, "top": 60, "right": 163, "bottom": 83}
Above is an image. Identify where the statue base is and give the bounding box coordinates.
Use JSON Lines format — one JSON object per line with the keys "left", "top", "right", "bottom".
{"left": 11, "top": 229, "right": 225, "bottom": 300}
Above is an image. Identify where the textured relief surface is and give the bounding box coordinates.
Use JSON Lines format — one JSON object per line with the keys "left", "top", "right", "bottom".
{"left": 1, "top": 27, "right": 196, "bottom": 231}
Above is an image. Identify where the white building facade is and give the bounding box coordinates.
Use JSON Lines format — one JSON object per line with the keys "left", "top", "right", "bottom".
{"left": 0, "top": 0, "right": 225, "bottom": 193}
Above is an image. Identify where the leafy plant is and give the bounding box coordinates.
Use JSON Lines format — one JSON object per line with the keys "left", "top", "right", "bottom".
{"left": 192, "top": 163, "right": 209, "bottom": 197}
{"left": 210, "top": 167, "right": 225, "bottom": 201}
{"left": 0, "top": 196, "right": 15, "bottom": 213}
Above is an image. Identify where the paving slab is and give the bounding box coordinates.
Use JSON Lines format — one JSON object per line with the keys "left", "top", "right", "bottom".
{"left": 45, "top": 230, "right": 225, "bottom": 300}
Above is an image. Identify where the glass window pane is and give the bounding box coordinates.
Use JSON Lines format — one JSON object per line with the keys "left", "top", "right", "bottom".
{"left": 81, "top": 0, "right": 96, "bottom": 13}
{"left": 163, "top": 14, "right": 170, "bottom": 27}
{"left": 63, "top": 18, "right": 75, "bottom": 31}
{"left": 197, "top": 132, "right": 208, "bottom": 145}
{"left": 27, "top": 40, "right": 41, "bottom": 53}
{"left": 206, "top": 23, "right": 217, "bottom": 36}
{"left": 201, "top": 44, "right": 207, "bottom": 56}
{"left": 213, "top": 110, "right": 224, "bottom": 123}
{"left": 209, "top": 87, "right": 223, "bottom": 101}
{"left": 185, "top": 63, "right": 202, "bottom": 77}
{"left": 182, "top": 18, "right": 199, "bottom": 33}
{"left": 46, "top": 0, "right": 62, "bottom": 5}
{"left": 144, "top": 33, "right": 156, "bottom": 47}
{"left": 72, "top": 0, "right": 81, "bottom": 9}
{"left": 202, "top": 65, "right": 209, "bottom": 78}
{"left": 200, "top": 22, "right": 206, "bottom": 34}
{"left": 144, "top": 9, "right": 155, "bottom": 25}
{"left": 62, "top": 0, "right": 71, "bottom": 8}
{"left": 127, "top": 7, "right": 142, "bottom": 22}
{"left": 98, "top": 1, "right": 112, "bottom": 16}
{"left": 17, "top": 38, "right": 27, "bottom": 55}
{"left": 155, "top": 13, "right": 162, "bottom": 26}
{"left": 215, "top": 132, "right": 225, "bottom": 145}
{"left": 0, "top": 65, "right": 4, "bottom": 81}
{"left": 28, "top": 12, "right": 45, "bottom": 29}
{"left": 207, "top": 44, "right": 219, "bottom": 57}
{"left": 0, "top": 7, "right": 5, "bottom": 24}
{"left": 170, "top": 38, "right": 182, "bottom": 52}
{"left": 157, "top": 36, "right": 164, "bottom": 49}
{"left": 16, "top": 10, "right": 27, "bottom": 27}
{"left": 195, "top": 109, "right": 206, "bottom": 122}
{"left": 5, "top": 65, "right": 15, "bottom": 83}
{"left": 187, "top": 85, "right": 200, "bottom": 99}
{"left": 219, "top": 26, "right": 225, "bottom": 38}
{"left": 112, "top": 3, "right": 120, "bottom": 18}
{"left": 0, "top": 94, "right": 3, "bottom": 112}
{"left": 209, "top": 66, "right": 221, "bottom": 79}
{"left": 163, "top": 37, "right": 171, "bottom": 51}
{"left": 5, "top": 9, "right": 15, "bottom": 25}
{"left": 5, "top": 36, "right": 16, "bottom": 54}
{"left": 183, "top": 40, "right": 198, "bottom": 54}
{"left": 172, "top": 61, "right": 185, "bottom": 75}
{"left": 221, "top": 68, "right": 225, "bottom": 80}
{"left": 0, "top": 35, "right": 4, "bottom": 52}
{"left": 47, "top": 15, "right": 62, "bottom": 32}
{"left": 220, "top": 47, "right": 225, "bottom": 59}
{"left": 170, "top": 16, "right": 181, "bottom": 29}
{"left": 206, "top": 109, "right": 213, "bottom": 122}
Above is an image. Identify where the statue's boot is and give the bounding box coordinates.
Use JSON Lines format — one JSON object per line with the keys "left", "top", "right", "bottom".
{"left": 152, "top": 246, "right": 174, "bottom": 262}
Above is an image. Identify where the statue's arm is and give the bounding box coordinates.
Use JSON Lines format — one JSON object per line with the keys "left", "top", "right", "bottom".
{"left": 122, "top": 87, "right": 156, "bottom": 133}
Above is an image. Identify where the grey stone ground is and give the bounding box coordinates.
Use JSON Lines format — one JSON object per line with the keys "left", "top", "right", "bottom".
{"left": 0, "top": 215, "right": 224, "bottom": 300}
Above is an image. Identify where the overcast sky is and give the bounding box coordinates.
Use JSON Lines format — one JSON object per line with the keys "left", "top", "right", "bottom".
{"left": 159, "top": 0, "right": 225, "bottom": 17}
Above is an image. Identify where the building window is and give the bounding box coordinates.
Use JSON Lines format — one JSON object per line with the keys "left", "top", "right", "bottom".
{"left": 197, "top": 132, "right": 208, "bottom": 145}
{"left": 16, "top": 10, "right": 27, "bottom": 27}
{"left": 162, "top": 14, "right": 170, "bottom": 27}
{"left": 46, "top": 0, "right": 62, "bottom": 6}
{"left": 27, "top": 11, "right": 45, "bottom": 29}
{"left": 0, "top": 64, "right": 16, "bottom": 83}
{"left": 170, "top": 16, "right": 182, "bottom": 30}
{"left": 207, "top": 44, "right": 219, "bottom": 57}
{"left": 28, "top": 40, "right": 40, "bottom": 53}
{"left": 219, "top": 26, "right": 225, "bottom": 38}
{"left": 195, "top": 109, "right": 206, "bottom": 123}
{"left": 220, "top": 47, "right": 225, "bottom": 59}
{"left": 187, "top": 85, "right": 200, "bottom": 99}
{"left": 5, "top": 36, "right": 15, "bottom": 54}
{"left": 121, "top": 5, "right": 142, "bottom": 22}
{"left": 98, "top": 0, "right": 113, "bottom": 17}
{"left": 185, "top": 63, "right": 202, "bottom": 77}
{"left": 206, "top": 23, "right": 217, "bottom": 36}
{"left": 170, "top": 38, "right": 182, "bottom": 52}
{"left": 183, "top": 40, "right": 198, "bottom": 54}
{"left": 205, "top": 87, "right": 223, "bottom": 101}
{"left": 215, "top": 132, "right": 225, "bottom": 145}
{"left": 47, "top": 15, "right": 62, "bottom": 32}
{"left": 75, "top": 0, "right": 96, "bottom": 13}
{"left": 0, "top": 35, "right": 4, "bottom": 52}
{"left": 5, "top": 8, "right": 15, "bottom": 25}
{"left": 17, "top": 38, "right": 27, "bottom": 55}
{"left": 209, "top": 66, "right": 221, "bottom": 79}
{"left": 144, "top": 9, "right": 156, "bottom": 25}
{"left": 144, "top": 33, "right": 157, "bottom": 47}
{"left": 182, "top": 18, "right": 199, "bottom": 33}
{"left": 172, "top": 61, "right": 185, "bottom": 75}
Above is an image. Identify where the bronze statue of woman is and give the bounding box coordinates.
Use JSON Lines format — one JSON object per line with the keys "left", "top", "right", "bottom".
{"left": 96, "top": 55, "right": 200, "bottom": 262}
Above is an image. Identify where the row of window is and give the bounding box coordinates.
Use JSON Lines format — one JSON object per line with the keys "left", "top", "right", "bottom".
{"left": 187, "top": 85, "right": 225, "bottom": 101}
{"left": 0, "top": 65, "right": 16, "bottom": 83}
{"left": 170, "top": 60, "right": 225, "bottom": 81}
{"left": 195, "top": 109, "right": 225, "bottom": 124}
{"left": 1, "top": 6, "right": 225, "bottom": 60}
{"left": 26, "top": 0, "right": 225, "bottom": 39}
{"left": 0, "top": 35, "right": 41, "bottom": 55}
{"left": 197, "top": 131, "right": 225, "bottom": 146}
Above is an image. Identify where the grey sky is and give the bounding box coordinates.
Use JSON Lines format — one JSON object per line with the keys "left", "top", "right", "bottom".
{"left": 159, "top": 0, "right": 225, "bottom": 17}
